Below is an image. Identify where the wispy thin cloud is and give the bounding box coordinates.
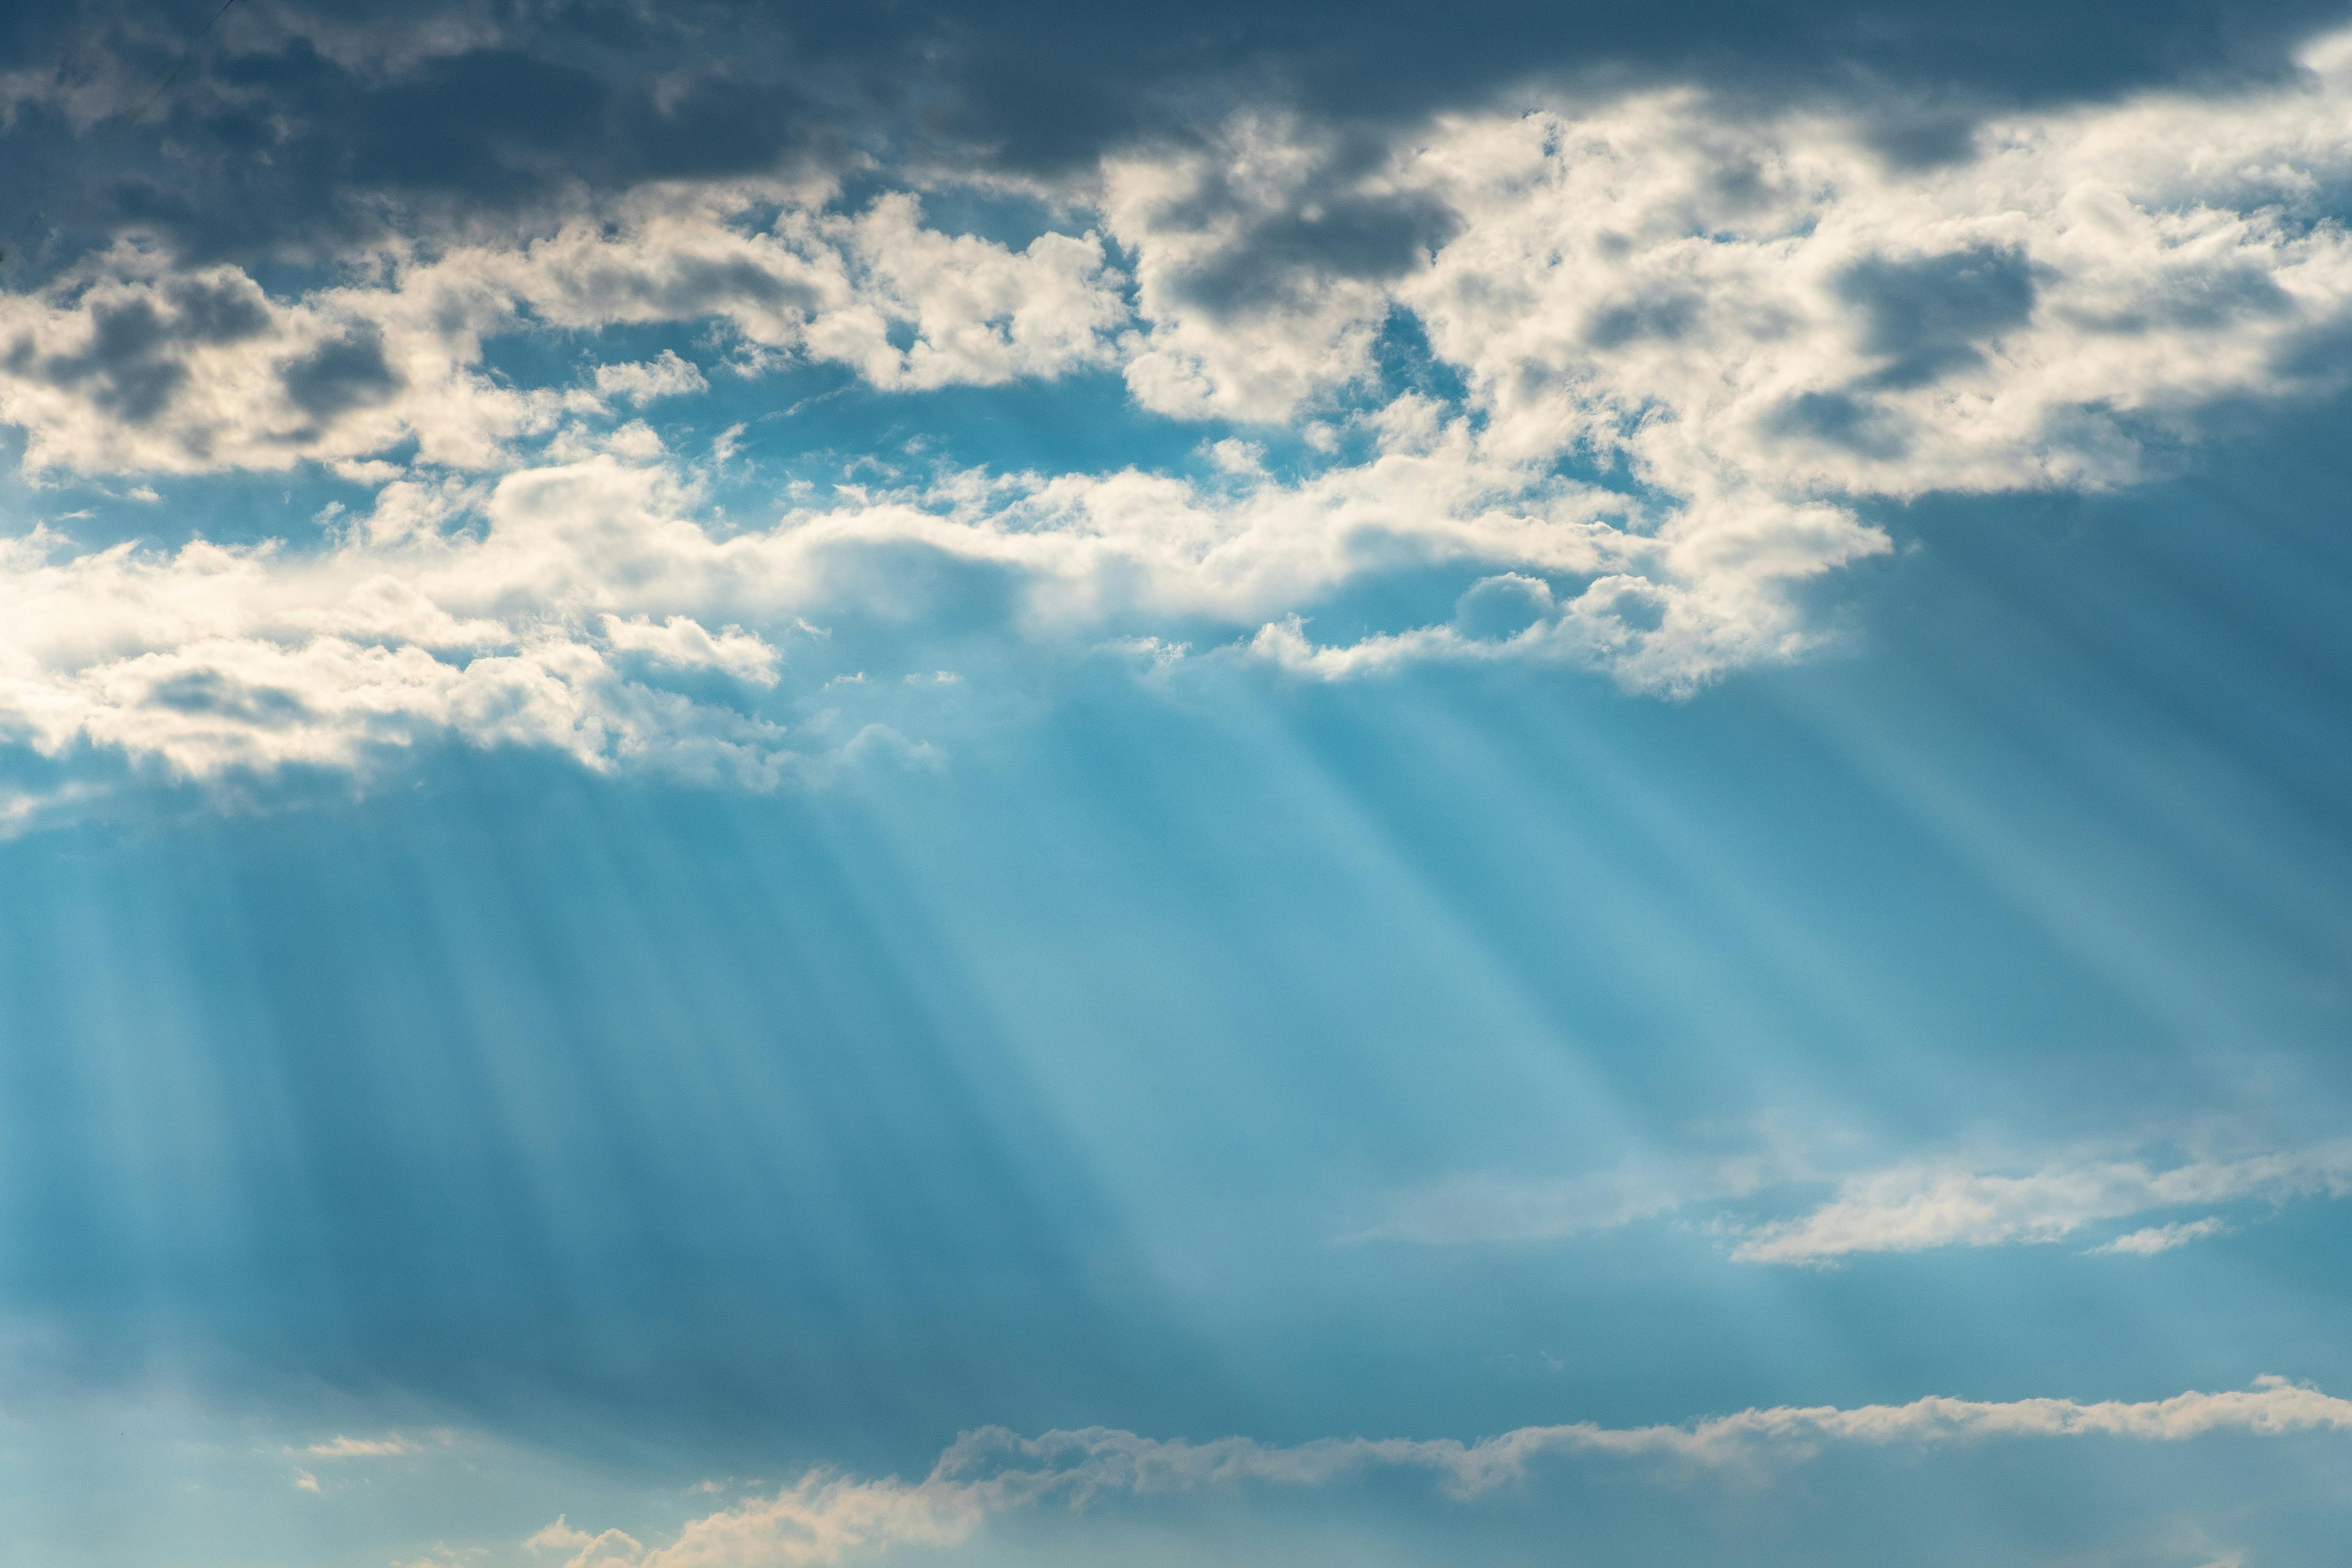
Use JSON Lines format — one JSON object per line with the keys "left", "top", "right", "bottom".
{"left": 293, "top": 1428, "right": 456, "bottom": 1460}
{"left": 2088, "top": 1217, "right": 2232, "bottom": 1256}
{"left": 1363, "top": 1137, "right": 2348, "bottom": 1265}
{"left": 1348, "top": 1145, "right": 1807, "bottom": 1245}
{"left": 1731, "top": 1147, "right": 2352, "bottom": 1265}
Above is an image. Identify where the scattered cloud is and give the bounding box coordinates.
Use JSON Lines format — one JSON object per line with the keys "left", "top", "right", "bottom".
{"left": 594, "top": 352, "right": 710, "bottom": 406}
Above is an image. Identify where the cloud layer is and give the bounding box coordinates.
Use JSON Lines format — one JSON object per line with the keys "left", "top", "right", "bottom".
{"left": 8, "top": 32, "right": 2352, "bottom": 806}
{"left": 531, "top": 1379, "right": 2352, "bottom": 1567}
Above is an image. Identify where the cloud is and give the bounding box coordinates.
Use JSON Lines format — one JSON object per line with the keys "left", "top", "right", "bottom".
{"left": 0, "top": 456, "right": 1054, "bottom": 801}
{"left": 2088, "top": 1217, "right": 2233, "bottom": 1256}
{"left": 1104, "top": 117, "right": 1451, "bottom": 422}
{"left": 3, "top": 0, "right": 2342, "bottom": 280}
{"left": 1731, "top": 1146, "right": 2352, "bottom": 1264}
{"left": 11, "top": 36, "right": 2352, "bottom": 802}
{"left": 1359, "top": 1132, "right": 2348, "bottom": 1262}
{"left": 296, "top": 1428, "right": 455, "bottom": 1459}
{"left": 600, "top": 615, "right": 781, "bottom": 687}
{"left": 531, "top": 1379, "right": 2352, "bottom": 1566}
{"left": 0, "top": 190, "right": 1128, "bottom": 474}
{"left": 594, "top": 352, "right": 710, "bottom": 406}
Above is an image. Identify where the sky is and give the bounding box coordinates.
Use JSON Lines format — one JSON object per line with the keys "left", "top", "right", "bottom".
{"left": 4, "top": 1, "right": 2352, "bottom": 1564}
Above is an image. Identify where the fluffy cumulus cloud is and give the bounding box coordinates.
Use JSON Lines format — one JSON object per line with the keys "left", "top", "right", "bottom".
{"left": 9, "top": 28, "right": 2352, "bottom": 804}
{"left": 530, "top": 1380, "right": 2352, "bottom": 1566}
{"left": 0, "top": 461, "right": 820, "bottom": 786}
{"left": 0, "top": 187, "right": 1128, "bottom": 474}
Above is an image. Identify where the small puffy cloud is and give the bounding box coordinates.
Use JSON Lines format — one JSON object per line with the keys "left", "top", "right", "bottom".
{"left": 2089, "top": 1217, "right": 2232, "bottom": 1256}
{"left": 527, "top": 1519, "right": 645, "bottom": 1568}
{"left": 601, "top": 615, "right": 782, "bottom": 686}
{"left": 593, "top": 351, "right": 710, "bottom": 405}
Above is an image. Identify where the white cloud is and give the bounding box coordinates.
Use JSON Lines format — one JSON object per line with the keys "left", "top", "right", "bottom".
{"left": 601, "top": 615, "right": 782, "bottom": 686}
{"left": 0, "top": 463, "right": 798, "bottom": 787}
{"left": 2088, "top": 1217, "right": 2233, "bottom": 1256}
{"left": 11, "top": 37, "right": 2352, "bottom": 795}
{"left": 1359, "top": 1132, "right": 2347, "bottom": 1262}
{"left": 1102, "top": 115, "right": 1430, "bottom": 422}
{"left": 531, "top": 1379, "right": 2352, "bottom": 1566}
{"left": 593, "top": 352, "right": 710, "bottom": 405}
{"left": 296, "top": 1428, "right": 455, "bottom": 1459}
{"left": 0, "top": 189, "right": 1127, "bottom": 477}
{"left": 1731, "top": 1146, "right": 2352, "bottom": 1265}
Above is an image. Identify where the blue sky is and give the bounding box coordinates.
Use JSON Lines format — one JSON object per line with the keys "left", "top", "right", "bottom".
{"left": 5, "top": 4, "right": 2352, "bottom": 1565}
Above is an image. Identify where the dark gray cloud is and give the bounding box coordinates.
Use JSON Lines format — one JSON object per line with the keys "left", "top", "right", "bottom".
{"left": 1841, "top": 246, "right": 2040, "bottom": 389}
{"left": 1167, "top": 174, "right": 1461, "bottom": 316}
{"left": 908, "top": 0, "right": 2352, "bottom": 171}
{"left": 1584, "top": 293, "right": 1704, "bottom": 350}
{"left": 145, "top": 667, "right": 316, "bottom": 725}
{"left": 1766, "top": 389, "right": 1911, "bottom": 459}
{"left": 2, "top": 270, "right": 271, "bottom": 429}
{"left": 278, "top": 321, "right": 401, "bottom": 422}
{"left": 1758, "top": 246, "right": 2043, "bottom": 457}
{"left": 0, "top": 0, "right": 2346, "bottom": 278}
{"left": 6, "top": 296, "right": 185, "bottom": 422}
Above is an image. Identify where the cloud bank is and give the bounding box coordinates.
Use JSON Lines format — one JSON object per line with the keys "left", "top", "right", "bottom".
{"left": 529, "top": 1379, "right": 2352, "bottom": 1567}
{"left": 9, "top": 31, "right": 2352, "bottom": 808}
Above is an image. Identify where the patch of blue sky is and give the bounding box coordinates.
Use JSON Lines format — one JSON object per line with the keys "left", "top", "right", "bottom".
{"left": 0, "top": 462, "right": 395, "bottom": 551}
